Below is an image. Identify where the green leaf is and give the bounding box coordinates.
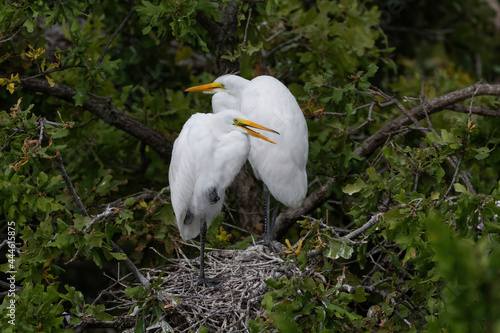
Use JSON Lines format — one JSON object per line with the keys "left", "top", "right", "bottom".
{"left": 366, "top": 63, "right": 379, "bottom": 77}
{"left": 453, "top": 183, "right": 468, "bottom": 193}
{"left": 262, "top": 293, "right": 274, "bottom": 311}
{"left": 325, "top": 238, "right": 354, "bottom": 260}
{"left": 342, "top": 178, "right": 368, "bottom": 195}
{"left": 74, "top": 80, "right": 90, "bottom": 106}
{"left": 108, "top": 251, "right": 128, "bottom": 260}
{"left": 353, "top": 286, "right": 368, "bottom": 302}
{"left": 474, "top": 146, "right": 493, "bottom": 160}
{"left": 441, "top": 129, "right": 456, "bottom": 143}
{"left": 198, "top": 325, "right": 209, "bottom": 333}
{"left": 124, "top": 197, "right": 136, "bottom": 207}
{"left": 316, "top": 306, "right": 326, "bottom": 323}
{"left": 366, "top": 166, "right": 379, "bottom": 181}
{"left": 125, "top": 285, "right": 144, "bottom": 298}
{"left": 332, "top": 88, "right": 343, "bottom": 104}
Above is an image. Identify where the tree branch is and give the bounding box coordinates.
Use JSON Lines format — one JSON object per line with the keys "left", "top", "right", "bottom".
{"left": 354, "top": 83, "right": 500, "bottom": 158}
{"left": 19, "top": 77, "right": 173, "bottom": 160}
{"left": 55, "top": 153, "right": 88, "bottom": 217}
{"left": 341, "top": 213, "right": 382, "bottom": 240}
{"left": 447, "top": 104, "right": 500, "bottom": 117}
{"left": 97, "top": 0, "right": 135, "bottom": 66}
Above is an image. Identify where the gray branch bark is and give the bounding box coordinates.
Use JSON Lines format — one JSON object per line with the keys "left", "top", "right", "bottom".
{"left": 19, "top": 77, "right": 173, "bottom": 161}
{"left": 354, "top": 83, "right": 500, "bottom": 158}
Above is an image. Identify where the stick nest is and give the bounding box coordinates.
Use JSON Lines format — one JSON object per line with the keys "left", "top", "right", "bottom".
{"left": 136, "top": 244, "right": 315, "bottom": 332}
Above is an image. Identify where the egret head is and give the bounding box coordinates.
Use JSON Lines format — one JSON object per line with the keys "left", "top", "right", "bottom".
{"left": 185, "top": 75, "right": 249, "bottom": 97}
{"left": 232, "top": 118, "right": 279, "bottom": 144}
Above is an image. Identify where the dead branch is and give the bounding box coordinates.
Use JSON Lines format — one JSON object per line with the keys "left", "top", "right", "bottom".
{"left": 341, "top": 213, "right": 382, "bottom": 240}
{"left": 111, "top": 244, "right": 316, "bottom": 332}
{"left": 447, "top": 104, "right": 500, "bottom": 117}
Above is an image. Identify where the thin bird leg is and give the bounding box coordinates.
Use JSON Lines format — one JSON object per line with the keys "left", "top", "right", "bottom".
{"left": 269, "top": 200, "right": 279, "bottom": 241}
{"left": 197, "top": 220, "right": 224, "bottom": 288}
{"left": 263, "top": 184, "right": 271, "bottom": 245}
{"left": 198, "top": 219, "right": 208, "bottom": 281}
{"left": 264, "top": 199, "right": 281, "bottom": 252}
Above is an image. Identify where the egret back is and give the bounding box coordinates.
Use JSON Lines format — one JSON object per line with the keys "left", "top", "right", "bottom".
{"left": 241, "top": 76, "right": 308, "bottom": 208}
{"left": 169, "top": 112, "right": 251, "bottom": 240}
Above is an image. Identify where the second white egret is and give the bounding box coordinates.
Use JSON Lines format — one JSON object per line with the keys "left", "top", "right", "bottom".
{"left": 169, "top": 109, "right": 279, "bottom": 285}
{"left": 185, "top": 75, "right": 308, "bottom": 247}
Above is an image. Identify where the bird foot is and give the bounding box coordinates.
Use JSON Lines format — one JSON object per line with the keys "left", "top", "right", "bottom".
{"left": 253, "top": 239, "right": 283, "bottom": 253}
{"left": 196, "top": 275, "right": 225, "bottom": 289}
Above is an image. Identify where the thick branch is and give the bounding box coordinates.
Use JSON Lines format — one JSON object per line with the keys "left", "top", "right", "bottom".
{"left": 19, "top": 77, "right": 172, "bottom": 160}
{"left": 447, "top": 104, "right": 500, "bottom": 117}
{"left": 354, "top": 83, "right": 500, "bottom": 158}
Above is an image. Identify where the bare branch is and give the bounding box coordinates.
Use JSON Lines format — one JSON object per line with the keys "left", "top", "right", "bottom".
{"left": 447, "top": 104, "right": 500, "bottom": 117}
{"left": 354, "top": 83, "right": 500, "bottom": 158}
{"left": 341, "top": 213, "right": 382, "bottom": 240}
{"left": 0, "top": 24, "right": 23, "bottom": 44}
{"left": 84, "top": 205, "right": 114, "bottom": 233}
{"left": 110, "top": 241, "right": 151, "bottom": 288}
{"left": 55, "top": 153, "right": 88, "bottom": 217}
{"left": 97, "top": 0, "right": 135, "bottom": 66}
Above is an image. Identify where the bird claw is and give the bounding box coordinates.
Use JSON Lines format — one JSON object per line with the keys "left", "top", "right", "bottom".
{"left": 253, "top": 239, "right": 283, "bottom": 253}
{"left": 196, "top": 275, "right": 225, "bottom": 289}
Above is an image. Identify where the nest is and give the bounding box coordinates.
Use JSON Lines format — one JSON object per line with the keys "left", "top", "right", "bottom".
{"left": 139, "top": 243, "right": 311, "bottom": 332}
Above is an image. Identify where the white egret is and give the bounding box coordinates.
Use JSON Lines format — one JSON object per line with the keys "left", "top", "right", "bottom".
{"left": 185, "top": 75, "right": 308, "bottom": 247}
{"left": 168, "top": 110, "right": 279, "bottom": 285}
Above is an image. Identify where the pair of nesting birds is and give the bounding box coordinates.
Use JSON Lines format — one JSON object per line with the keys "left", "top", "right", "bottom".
{"left": 168, "top": 75, "right": 308, "bottom": 285}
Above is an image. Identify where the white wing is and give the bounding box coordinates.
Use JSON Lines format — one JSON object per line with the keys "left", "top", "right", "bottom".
{"left": 240, "top": 76, "right": 308, "bottom": 208}
{"left": 169, "top": 112, "right": 251, "bottom": 240}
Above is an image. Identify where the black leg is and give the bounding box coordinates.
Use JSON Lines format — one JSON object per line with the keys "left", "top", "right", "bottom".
{"left": 196, "top": 220, "right": 224, "bottom": 288}
{"left": 198, "top": 219, "right": 207, "bottom": 281}
{"left": 263, "top": 184, "right": 271, "bottom": 245}
{"left": 269, "top": 200, "right": 279, "bottom": 241}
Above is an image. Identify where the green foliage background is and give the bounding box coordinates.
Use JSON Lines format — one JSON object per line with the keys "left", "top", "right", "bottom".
{"left": 1, "top": 0, "right": 500, "bottom": 332}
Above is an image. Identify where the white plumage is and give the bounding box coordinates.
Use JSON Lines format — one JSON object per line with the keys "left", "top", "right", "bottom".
{"left": 168, "top": 109, "right": 278, "bottom": 283}
{"left": 185, "top": 75, "right": 308, "bottom": 244}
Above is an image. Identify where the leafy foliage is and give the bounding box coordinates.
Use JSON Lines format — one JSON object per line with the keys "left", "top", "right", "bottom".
{"left": 1, "top": 0, "right": 500, "bottom": 332}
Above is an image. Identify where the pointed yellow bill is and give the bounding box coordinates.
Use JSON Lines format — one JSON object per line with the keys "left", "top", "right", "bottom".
{"left": 184, "top": 82, "right": 225, "bottom": 92}
{"left": 233, "top": 118, "right": 280, "bottom": 144}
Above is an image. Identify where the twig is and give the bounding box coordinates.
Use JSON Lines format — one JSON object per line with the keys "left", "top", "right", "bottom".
{"left": 97, "top": 0, "right": 135, "bottom": 66}
{"left": 111, "top": 241, "right": 151, "bottom": 288}
{"left": 1, "top": 128, "right": 26, "bottom": 151}
{"left": 22, "top": 65, "right": 86, "bottom": 81}
{"left": 444, "top": 153, "right": 464, "bottom": 197}
{"left": 33, "top": 116, "right": 46, "bottom": 153}
{"left": 0, "top": 24, "right": 23, "bottom": 44}
{"left": 355, "top": 83, "right": 500, "bottom": 158}
{"left": 84, "top": 205, "right": 114, "bottom": 233}
{"left": 341, "top": 213, "right": 382, "bottom": 240}
{"left": 242, "top": 7, "right": 252, "bottom": 45}
{"left": 55, "top": 153, "right": 149, "bottom": 287}
{"left": 19, "top": 77, "right": 173, "bottom": 160}
{"left": 55, "top": 153, "right": 88, "bottom": 217}
{"left": 323, "top": 112, "right": 347, "bottom": 116}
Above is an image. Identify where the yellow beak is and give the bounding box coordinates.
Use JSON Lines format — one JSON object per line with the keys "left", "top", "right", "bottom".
{"left": 233, "top": 118, "right": 279, "bottom": 144}
{"left": 184, "top": 82, "right": 225, "bottom": 92}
